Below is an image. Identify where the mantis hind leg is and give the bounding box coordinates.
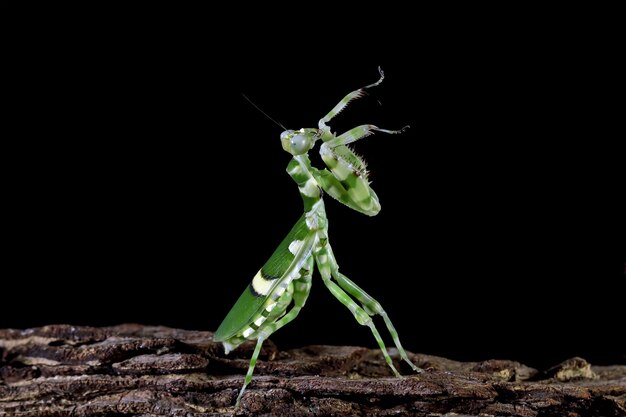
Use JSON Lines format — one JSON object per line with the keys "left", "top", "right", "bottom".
{"left": 324, "top": 245, "right": 422, "bottom": 373}
{"left": 333, "top": 270, "right": 421, "bottom": 372}
{"left": 315, "top": 245, "right": 402, "bottom": 377}
{"left": 235, "top": 257, "right": 314, "bottom": 407}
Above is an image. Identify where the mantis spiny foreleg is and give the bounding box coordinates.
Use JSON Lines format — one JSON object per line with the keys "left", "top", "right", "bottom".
{"left": 318, "top": 67, "right": 386, "bottom": 130}
{"left": 325, "top": 124, "right": 410, "bottom": 148}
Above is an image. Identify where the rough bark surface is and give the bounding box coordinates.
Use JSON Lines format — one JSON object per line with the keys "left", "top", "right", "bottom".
{"left": 0, "top": 325, "right": 624, "bottom": 416}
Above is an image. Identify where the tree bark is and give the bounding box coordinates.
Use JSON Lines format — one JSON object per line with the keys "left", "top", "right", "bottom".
{"left": 0, "top": 325, "right": 624, "bottom": 416}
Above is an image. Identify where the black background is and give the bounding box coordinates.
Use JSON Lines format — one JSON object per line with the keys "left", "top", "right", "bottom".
{"left": 3, "top": 7, "right": 623, "bottom": 370}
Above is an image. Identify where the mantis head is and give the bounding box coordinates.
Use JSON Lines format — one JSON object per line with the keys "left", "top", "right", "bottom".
{"left": 280, "top": 128, "right": 320, "bottom": 156}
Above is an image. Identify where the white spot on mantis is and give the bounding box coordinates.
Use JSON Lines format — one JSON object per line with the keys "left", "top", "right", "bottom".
{"left": 265, "top": 302, "right": 277, "bottom": 312}
{"left": 275, "top": 286, "right": 286, "bottom": 297}
{"left": 251, "top": 270, "right": 273, "bottom": 296}
{"left": 332, "top": 163, "right": 352, "bottom": 181}
{"left": 289, "top": 164, "right": 303, "bottom": 175}
{"left": 305, "top": 215, "right": 317, "bottom": 229}
{"left": 300, "top": 177, "right": 318, "bottom": 197}
{"left": 254, "top": 316, "right": 266, "bottom": 327}
{"left": 305, "top": 201, "right": 324, "bottom": 230}
{"left": 320, "top": 265, "right": 331, "bottom": 278}
{"left": 242, "top": 327, "right": 254, "bottom": 338}
{"left": 288, "top": 240, "right": 304, "bottom": 255}
{"left": 222, "top": 341, "right": 236, "bottom": 355}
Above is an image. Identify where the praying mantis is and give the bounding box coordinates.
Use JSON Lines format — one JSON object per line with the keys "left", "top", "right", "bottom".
{"left": 214, "top": 68, "right": 421, "bottom": 406}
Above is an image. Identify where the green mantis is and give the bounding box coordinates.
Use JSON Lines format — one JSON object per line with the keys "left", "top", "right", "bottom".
{"left": 215, "top": 68, "right": 421, "bottom": 406}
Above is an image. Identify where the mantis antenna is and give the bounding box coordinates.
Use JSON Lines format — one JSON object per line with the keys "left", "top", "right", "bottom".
{"left": 241, "top": 93, "right": 287, "bottom": 131}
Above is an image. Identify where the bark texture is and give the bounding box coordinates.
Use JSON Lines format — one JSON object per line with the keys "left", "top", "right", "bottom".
{"left": 0, "top": 324, "right": 624, "bottom": 416}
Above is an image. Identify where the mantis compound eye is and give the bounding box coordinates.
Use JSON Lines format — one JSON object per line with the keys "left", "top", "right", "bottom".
{"left": 290, "top": 134, "right": 311, "bottom": 154}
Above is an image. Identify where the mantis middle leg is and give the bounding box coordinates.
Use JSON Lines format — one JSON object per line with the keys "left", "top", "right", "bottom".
{"left": 235, "top": 256, "right": 315, "bottom": 406}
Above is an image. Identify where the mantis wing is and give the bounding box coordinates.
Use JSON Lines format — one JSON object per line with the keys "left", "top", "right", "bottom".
{"left": 214, "top": 214, "right": 316, "bottom": 341}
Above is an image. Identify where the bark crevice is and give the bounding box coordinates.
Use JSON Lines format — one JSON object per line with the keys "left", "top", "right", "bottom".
{"left": 1, "top": 325, "right": 624, "bottom": 416}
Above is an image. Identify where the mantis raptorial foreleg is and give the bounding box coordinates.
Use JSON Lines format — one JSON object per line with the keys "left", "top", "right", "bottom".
{"left": 325, "top": 124, "right": 410, "bottom": 148}
{"left": 318, "top": 68, "right": 386, "bottom": 130}
{"left": 313, "top": 124, "right": 409, "bottom": 217}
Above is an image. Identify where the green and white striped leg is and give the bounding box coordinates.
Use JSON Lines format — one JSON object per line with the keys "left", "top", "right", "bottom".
{"left": 318, "top": 67, "right": 385, "bottom": 130}
{"left": 325, "top": 124, "right": 410, "bottom": 148}
{"left": 236, "top": 335, "right": 266, "bottom": 406}
{"left": 334, "top": 271, "right": 421, "bottom": 372}
{"left": 262, "top": 257, "right": 314, "bottom": 336}
{"left": 235, "top": 258, "right": 314, "bottom": 406}
{"left": 309, "top": 167, "right": 380, "bottom": 216}
{"left": 315, "top": 246, "right": 401, "bottom": 377}
{"left": 315, "top": 124, "right": 409, "bottom": 217}
{"left": 325, "top": 246, "right": 421, "bottom": 372}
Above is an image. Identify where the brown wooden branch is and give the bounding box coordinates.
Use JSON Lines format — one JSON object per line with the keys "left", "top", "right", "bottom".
{"left": 1, "top": 324, "right": 624, "bottom": 416}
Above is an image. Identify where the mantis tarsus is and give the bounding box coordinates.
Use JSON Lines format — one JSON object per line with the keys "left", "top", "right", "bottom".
{"left": 215, "top": 68, "right": 421, "bottom": 406}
